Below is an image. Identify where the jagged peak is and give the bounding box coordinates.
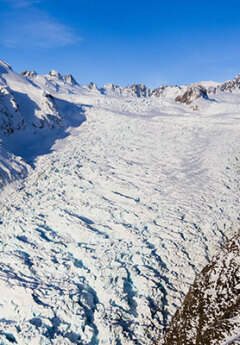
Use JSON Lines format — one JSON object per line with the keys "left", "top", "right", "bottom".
{"left": 49, "top": 69, "right": 63, "bottom": 79}
{"left": 63, "top": 74, "right": 78, "bottom": 85}
{"left": 88, "top": 82, "right": 98, "bottom": 90}
{"left": 21, "top": 70, "right": 37, "bottom": 78}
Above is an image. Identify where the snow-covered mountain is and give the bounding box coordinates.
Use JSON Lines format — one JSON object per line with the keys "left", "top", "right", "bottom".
{"left": 0, "top": 59, "right": 240, "bottom": 345}
{"left": 219, "top": 74, "right": 240, "bottom": 92}
{"left": 0, "top": 59, "right": 86, "bottom": 184}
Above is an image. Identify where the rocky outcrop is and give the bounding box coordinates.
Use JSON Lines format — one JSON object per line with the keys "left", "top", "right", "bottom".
{"left": 163, "top": 232, "right": 240, "bottom": 345}
{"left": 98, "top": 82, "right": 210, "bottom": 104}
{"left": 88, "top": 81, "right": 98, "bottom": 90}
{"left": 63, "top": 74, "right": 78, "bottom": 86}
{"left": 99, "top": 83, "right": 152, "bottom": 97}
{"left": 126, "top": 83, "right": 152, "bottom": 97}
{"left": 175, "top": 85, "right": 209, "bottom": 105}
{"left": 22, "top": 70, "right": 79, "bottom": 86}
{"left": 48, "top": 70, "right": 79, "bottom": 86}
{"left": 21, "top": 70, "right": 37, "bottom": 78}
{"left": 49, "top": 69, "right": 63, "bottom": 80}
{"left": 98, "top": 83, "right": 120, "bottom": 94}
{"left": 219, "top": 74, "right": 240, "bottom": 92}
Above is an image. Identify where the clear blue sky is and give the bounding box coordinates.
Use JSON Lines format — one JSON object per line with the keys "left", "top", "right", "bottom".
{"left": 0, "top": 0, "right": 240, "bottom": 87}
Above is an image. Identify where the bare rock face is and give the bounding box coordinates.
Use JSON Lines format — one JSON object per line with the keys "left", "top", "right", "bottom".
{"left": 163, "top": 232, "right": 240, "bottom": 345}
{"left": 175, "top": 85, "right": 209, "bottom": 105}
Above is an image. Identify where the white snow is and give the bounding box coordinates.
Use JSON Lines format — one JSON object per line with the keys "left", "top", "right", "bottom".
{"left": 0, "top": 60, "right": 240, "bottom": 344}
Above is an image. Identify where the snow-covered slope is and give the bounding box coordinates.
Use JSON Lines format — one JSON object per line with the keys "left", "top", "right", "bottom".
{"left": 0, "top": 60, "right": 62, "bottom": 130}
{"left": 0, "top": 60, "right": 240, "bottom": 345}
{"left": 0, "top": 59, "right": 86, "bottom": 184}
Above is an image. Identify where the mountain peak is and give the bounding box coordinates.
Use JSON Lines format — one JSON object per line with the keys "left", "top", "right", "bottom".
{"left": 88, "top": 81, "right": 98, "bottom": 90}
{"left": 64, "top": 74, "right": 78, "bottom": 85}
{"left": 49, "top": 69, "right": 62, "bottom": 79}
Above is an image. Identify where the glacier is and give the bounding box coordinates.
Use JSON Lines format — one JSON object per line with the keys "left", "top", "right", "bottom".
{"left": 0, "top": 59, "right": 239, "bottom": 344}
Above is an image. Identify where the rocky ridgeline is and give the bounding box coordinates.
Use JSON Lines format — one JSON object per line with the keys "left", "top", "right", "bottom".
{"left": 95, "top": 82, "right": 183, "bottom": 99}
{"left": 21, "top": 61, "right": 240, "bottom": 106}
{"left": 163, "top": 232, "right": 240, "bottom": 345}
{"left": 22, "top": 64, "right": 240, "bottom": 105}
{"left": 90, "top": 82, "right": 211, "bottom": 105}
{"left": 22, "top": 69, "right": 79, "bottom": 86}
{"left": 219, "top": 74, "right": 240, "bottom": 92}
{"left": 89, "top": 74, "right": 240, "bottom": 106}
{"left": 21, "top": 70, "right": 37, "bottom": 78}
{"left": 98, "top": 83, "right": 152, "bottom": 97}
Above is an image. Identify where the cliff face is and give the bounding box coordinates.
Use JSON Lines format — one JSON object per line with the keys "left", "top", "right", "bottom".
{"left": 163, "top": 232, "right": 240, "bottom": 345}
